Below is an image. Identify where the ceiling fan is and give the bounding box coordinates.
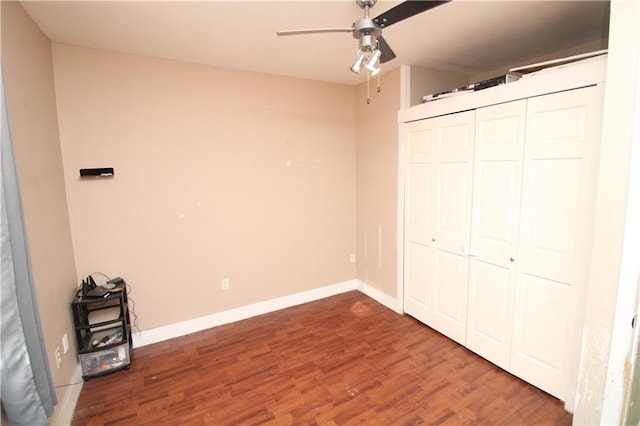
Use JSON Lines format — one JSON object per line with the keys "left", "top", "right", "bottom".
{"left": 277, "top": 0, "right": 450, "bottom": 76}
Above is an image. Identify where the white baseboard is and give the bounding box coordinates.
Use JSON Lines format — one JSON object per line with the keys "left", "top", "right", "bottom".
{"left": 564, "top": 390, "right": 576, "bottom": 414}
{"left": 355, "top": 279, "right": 403, "bottom": 313}
{"left": 132, "top": 280, "right": 359, "bottom": 348}
{"left": 132, "top": 279, "right": 404, "bottom": 349}
{"left": 50, "top": 364, "right": 83, "bottom": 426}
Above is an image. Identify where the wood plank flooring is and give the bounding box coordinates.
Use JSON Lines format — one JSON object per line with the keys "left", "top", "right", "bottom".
{"left": 72, "top": 291, "right": 572, "bottom": 425}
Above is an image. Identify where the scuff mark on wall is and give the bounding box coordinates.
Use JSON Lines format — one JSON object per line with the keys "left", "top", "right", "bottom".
{"left": 575, "top": 324, "right": 612, "bottom": 414}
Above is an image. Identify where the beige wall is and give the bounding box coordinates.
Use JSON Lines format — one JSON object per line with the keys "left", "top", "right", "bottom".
{"left": 1, "top": 1, "right": 78, "bottom": 386}
{"left": 355, "top": 69, "right": 401, "bottom": 298}
{"left": 51, "top": 44, "right": 356, "bottom": 331}
{"left": 470, "top": 39, "right": 608, "bottom": 84}
{"left": 408, "top": 66, "right": 468, "bottom": 107}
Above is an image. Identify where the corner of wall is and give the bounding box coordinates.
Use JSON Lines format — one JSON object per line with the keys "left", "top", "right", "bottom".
{"left": 355, "top": 279, "right": 402, "bottom": 313}
{"left": 2, "top": 0, "right": 79, "bottom": 390}
{"left": 49, "top": 364, "right": 83, "bottom": 425}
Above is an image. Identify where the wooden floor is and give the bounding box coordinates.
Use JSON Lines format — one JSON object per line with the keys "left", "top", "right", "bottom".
{"left": 72, "top": 291, "right": 572, "bottom": 425}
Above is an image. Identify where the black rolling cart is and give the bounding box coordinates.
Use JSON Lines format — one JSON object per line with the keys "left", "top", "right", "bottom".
{"left": 71, "top": 279, "right": 132, "bottom": 380}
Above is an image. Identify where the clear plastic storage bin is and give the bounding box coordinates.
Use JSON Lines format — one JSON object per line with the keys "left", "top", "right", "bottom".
{"left": 78, "top": 343, "right": 130, "bottom": 377}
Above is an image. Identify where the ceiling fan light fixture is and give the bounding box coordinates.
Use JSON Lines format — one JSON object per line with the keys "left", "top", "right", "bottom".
{"left": 359, "top": 34, "right": 376, "bottom": 51}
{"left": 350, "top": 51, "right": 367, "bottom": 74}
{"left": 276, "top": 0, "right": 451, "bottom": 102}
{"left": 365, "top": 49, "right": 382, "bottom": 74}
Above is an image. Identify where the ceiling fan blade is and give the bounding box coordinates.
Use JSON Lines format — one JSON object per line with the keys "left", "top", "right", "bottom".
{"left": 277, "top": 28, "right": 354, "bottom": 36}
{"left": 378, "top": 36, "right": 396, "bottom": 63}
{"left": 373, "top": 0, "right": 450, "bottom": 28}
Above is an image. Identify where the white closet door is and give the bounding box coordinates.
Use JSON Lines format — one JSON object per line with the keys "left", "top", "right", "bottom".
{"left": 466, "top": 100, "right": 526, "bottom": 369}
{"left": 429, "top": 111, "right": 475, "bottom": 345}
{"left": 403, "top": 111, "right": 475, "bottom": 345}
{"left": 403, "top": 121, "right": 437, "bottom": 325}
{"left": 511, "top": 86, "right": 600, "bottom": 399}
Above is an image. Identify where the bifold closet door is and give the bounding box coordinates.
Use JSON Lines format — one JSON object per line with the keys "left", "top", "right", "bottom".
{"left": 466, "top": 100, "right": 526, "bottom": 370}
{"left": 403, "top": 111, "right": 475, "bottom": 346}
{"left": 403, "top": 119, "right": 437, "bottom": 327}
{"left": 510, "top": 86, "right": 601, "bottom": 400}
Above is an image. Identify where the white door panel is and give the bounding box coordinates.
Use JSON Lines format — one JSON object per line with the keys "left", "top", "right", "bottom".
{"left": 514, "top": 275, "right": 571, "bottom": 370}
{"left": 403, "top": 111, "right": 474, "bottom": 345}
{"left": 467, "top": 258, "right": 513, "bottom": 369}
{"left": 432, "top": 249, "right": 468, "bottom": 345}
{"left": 437, "top": 160, "right": 472, "bottom": 247}
{"left": 511, "top": 274, "right": 571, "bottom": 397}
{"left": 512, "top": 86, "right": 601, "bottom": 400}
{"left": 527, "top": 104, "right": 588, "bottom": 157}
{"left": 466, "top": 100, "right": 526, "bottom": 369}
{"left": 472, "top": 160, "right": 520, "bottom": 261}
{"left": 406, "top": 126, "right": 435, "bottom": 162}
{"left": 404, "top": 241, "right": 431, "bottom": 324}
{"left": 403, "top": 121, "right": 437, "bottom": 320}
{"left": 405, "top": 162, "right": 431, "bottom": 246}
{"left": 525, "top": 158, "right": 584, "bottom": 283}
{"left": 429, "top": 112, "right": 475, "bottom": 343}
{"left": 438, "top": 119, "right": 474, "bottom": 154}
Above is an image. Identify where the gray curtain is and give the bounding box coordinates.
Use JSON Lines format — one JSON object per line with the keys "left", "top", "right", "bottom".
{"left": 0, "top": 65, "right": 57, "bottom": 424}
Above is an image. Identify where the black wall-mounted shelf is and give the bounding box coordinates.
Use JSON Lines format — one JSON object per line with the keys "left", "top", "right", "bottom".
{"left": 79, "top": 167, "right": 114, "bottom": 178}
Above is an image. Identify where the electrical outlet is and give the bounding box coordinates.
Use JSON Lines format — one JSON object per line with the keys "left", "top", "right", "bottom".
{"left": 221, "top": 278, "right": 230, "bottom": 290}
{"left": 62, "top": 333, "right": 69, "bottom": 354}
{"left": 55, "top": 347, "right": 61, "bottom": 368}
{"left": 350, "top": 254, "right": 356, "bottom": 263}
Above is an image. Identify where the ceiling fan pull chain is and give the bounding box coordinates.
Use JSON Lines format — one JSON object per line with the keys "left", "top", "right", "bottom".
{"left": 377, "top": 72, "right": 381, "bottom": 93}
{"left": 367, "top": 72, "right": 371, "bottom": 104}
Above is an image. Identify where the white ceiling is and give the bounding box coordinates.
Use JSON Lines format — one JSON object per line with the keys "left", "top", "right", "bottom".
{"left": 21, "top": 0, "right": 610, "bottom": 86}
